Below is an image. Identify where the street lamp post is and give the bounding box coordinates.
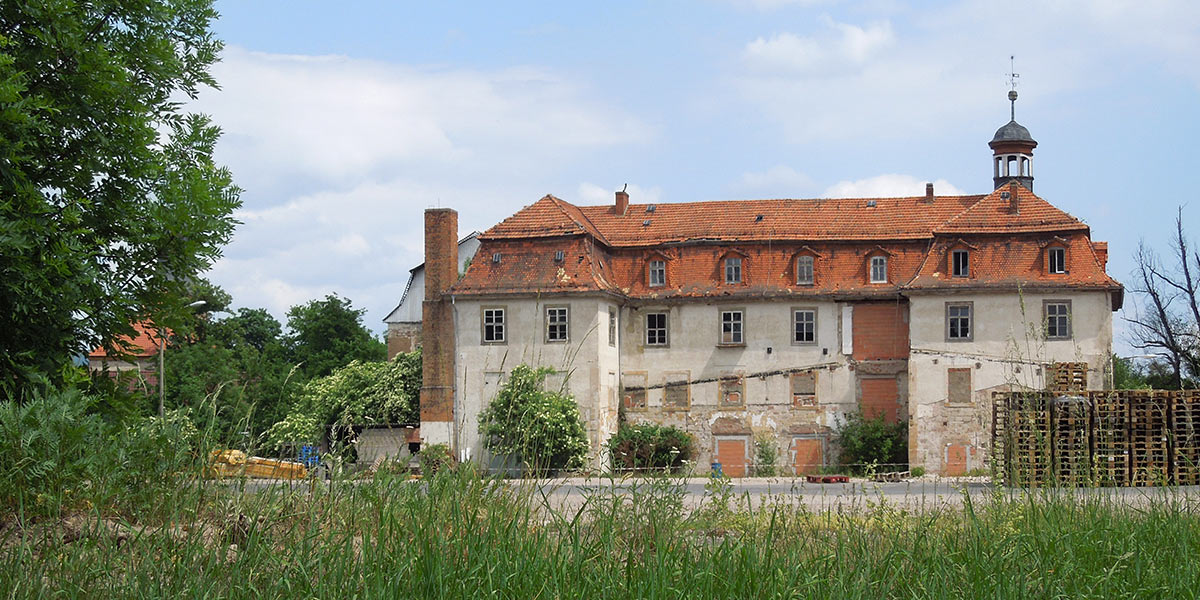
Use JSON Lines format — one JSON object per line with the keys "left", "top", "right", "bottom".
{"left": 159, "top": 300, "right": 208, "bottom": 418}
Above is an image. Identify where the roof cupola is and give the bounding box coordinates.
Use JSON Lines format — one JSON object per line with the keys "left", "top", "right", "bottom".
{"left": 990, "top": 60, "right": 1037, "bottom": 191}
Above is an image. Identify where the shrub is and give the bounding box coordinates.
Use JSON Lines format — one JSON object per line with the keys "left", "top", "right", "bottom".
{"left": 478, "top": 365, "right": 589, "bottom": 473}
{"left": 418, "top": 443, "right": 454, "bottom": 477}
{"left": 266, "top": 349, "right": 421, "bottom": 450}
{"left": 608, "top": 423, "right": 695, "bottom": 473}
{"left": 835, "top": 411, "right": 908, "bottom": 474}
{"left": 752, "top": 433, "right": 778, "bottom": 477}
{"left": 0, "top": 387, "right": 204, "bottom": 519}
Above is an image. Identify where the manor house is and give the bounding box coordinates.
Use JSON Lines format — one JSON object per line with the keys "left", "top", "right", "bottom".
{"left": 416, "top": 105, "right": 1122, "bottom": 475}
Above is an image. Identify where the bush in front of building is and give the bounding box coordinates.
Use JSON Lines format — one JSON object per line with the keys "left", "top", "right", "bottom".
{"left": 608, "top": 423, "right": 695, "bottom": 474}
{"left": 478, "top": 365, "right": 589, "bottom": 474}
{"left": 835, "top": 411, "right": 908, "bottom": 474}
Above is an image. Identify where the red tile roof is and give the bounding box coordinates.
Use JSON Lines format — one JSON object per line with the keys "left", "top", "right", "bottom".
{"left": 456, "top": 187, "right": 1121, "bottom": 301}
{"left": 88, "top": 322, "right": 163, "bottom": 359}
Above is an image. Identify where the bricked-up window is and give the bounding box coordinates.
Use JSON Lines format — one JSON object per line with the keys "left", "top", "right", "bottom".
{"left": 951, "top": 249, "right": 969, "bottom": 277}
{"left": 720, "top": 310, "right": 744, "bottom": 345}
{"left": 791, "top": 371, "right": 817, "bottom": 408}
{"left": 946, "top": 302, "right": 972, "bottom": 342}
{"left": 1045, "top": 300, "right": 1072, "bottom": 340}
{"left": 545, "top": 306, "right": 569, "bottom": 343}
{"left": 724, "top": 257, "right": 742, "bottom": 284}
{"left": 947, "top": 368, "right": 972, "bottom": 404}
{"left": 646, "top": 312, "right": 668, "bottom": 346}
{"left": 608, "top": 307, "right": 617, "bottom": 347}
{"left": 482, "top": 307, "right": 506, "bottom": 344}
{"left": 648, "top": 260, "right": 666, "bottom": 287}
{"left": 622, "top": 372, "right": 647, "bottom": 411}
{"left": 718, "top": 374, "right": 745, "bottom": 408}
{"left": 792, "top": 308, "right": 816, "bottom": 344}
{"left": 870, "top": 256, "right": 888, "bottom": 283}
{"left": 663, "top": 371, "right": 690, "bottom": 411}
{"left": 1048, "top": 246, "right": 1066, "bottom": 274}
{"left": 796, "top": 255, "right": 814, "bottom": 285}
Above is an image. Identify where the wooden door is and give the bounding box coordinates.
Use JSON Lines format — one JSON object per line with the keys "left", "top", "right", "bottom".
{"left": 792, "top": 438, "right": 823, "bottom": 475}
{"left": 715, "top": 438, "right": 747, "bottom": 477}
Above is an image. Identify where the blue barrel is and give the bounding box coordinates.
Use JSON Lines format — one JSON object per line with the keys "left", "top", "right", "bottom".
{"left": 711, "top": 461, "right": 724, "bottom": 477}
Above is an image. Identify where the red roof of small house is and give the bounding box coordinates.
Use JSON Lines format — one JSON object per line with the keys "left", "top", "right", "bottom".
{"left": 454, "top": 188, "right": 1122, "bottom": 302}
{"left": 88, "top": 322, "right": 164, "bottom": 359}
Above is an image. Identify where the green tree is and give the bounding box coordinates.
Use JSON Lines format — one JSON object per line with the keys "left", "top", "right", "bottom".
{"left": 478, "top": 365, "right": 589, "bottom": 473}
{"left": 285, "top": 294, "right": 386, "bottom": 380}
{"left": 266, "top": 350, "right": 422, "bottom": 450}
{"left": 0, "top": 1, "right": 240, "bottom": 398}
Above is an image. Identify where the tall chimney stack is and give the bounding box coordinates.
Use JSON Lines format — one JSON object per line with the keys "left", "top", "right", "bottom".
{"left": 1008, "top": 181, "right": 1020, "bottom": 214}
{"left": 924, "top": 182, "right": 934, "bottom": 204}
{"left": 420, "top": 208, "right": 457, "bottom": 449}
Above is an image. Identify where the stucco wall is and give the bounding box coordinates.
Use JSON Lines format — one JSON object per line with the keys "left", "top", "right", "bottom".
{"left": 906, "top": 290, "right": 1113, "bottom": 473}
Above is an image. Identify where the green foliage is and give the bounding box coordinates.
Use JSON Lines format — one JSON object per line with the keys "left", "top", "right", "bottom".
{"left": 285, "top": 294, "right": 386, "bottom": 380}
{"left": 608, "top": 423, "right": 695, "bottom": 473}
{"left": 0, "top": 1, "right": 240, "bottom": 398}
{"left": 478, "top": 365, "right": 589, "bottom": 472}
{"left": 835, "top": 411, "right": 908, "bottom": 473}
{"left": 418, "top": 443, "right": 454, "bottom": 477}
{"left": 1111, "top": 354, "right": 1151, "bottom": 390}
{"left": 752, "top": 433, "right": 778, "bottom": 477}
{"left": 266, "top": 350, "right": 421, "bottom": 449}
{"left": 0, "top": 387, "right": 202, "bottom": 519}
{"left": 911, "top": 466, "right": 927, "bottom": 477}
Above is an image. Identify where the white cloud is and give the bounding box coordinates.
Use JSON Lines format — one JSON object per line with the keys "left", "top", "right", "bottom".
{"left": 192, "top": 48, "right": 648, "bottom": 330}
{"left": 735, "top": 166, "right": 813, "bottom": 196}
{"left": 743, "top": 20, "right": 894, "bottom": 75}
{"left": 823, "top": 174, "right": 963, "bottom": 198}
{"left": 576, "top": 182, "right": 663, "bottom": 206}
{"left": 198, "top": 47, "right": 650, "bottom": 194}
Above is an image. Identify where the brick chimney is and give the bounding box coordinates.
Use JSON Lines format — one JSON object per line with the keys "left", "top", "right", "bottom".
{"left": 420, "top": 208, "right": 457, "bottom": 448}
{"left": 924, "top": 182, "right": 934, "bottom": 204}
{"left": 1007, "top": 181, "right": 1020, "bottom": 214}
{"left": 1093, "top": 241, "right": 1109, "bottom": 271}
{"left": 614, "top": 188, "right": 629, "bottom": 216}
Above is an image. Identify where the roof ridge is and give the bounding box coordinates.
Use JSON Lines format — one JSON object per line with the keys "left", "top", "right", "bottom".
{"left": 548, "top": 195, "right": 609, "bottom": 245}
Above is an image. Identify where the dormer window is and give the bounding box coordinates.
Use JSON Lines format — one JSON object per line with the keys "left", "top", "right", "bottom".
{"left": 951, "top": 249, "right": 969, "bottom": 278}
{"left": 870, "top": 256, "right": 888, "bottom": 283}
{"left": 724, "top": 257, "right": 742, "bottom": 284}
{"left": 796, "top": 255, "right": 814, "bottom": 285}
{"left": 648, "top": 260, "right": 666, "bottom": 287}
{"left": 1048, "top": 247, "right": 1066, "bottom": 274}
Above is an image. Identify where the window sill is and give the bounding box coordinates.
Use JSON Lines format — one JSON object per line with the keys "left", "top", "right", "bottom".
{"left": 717, "top": 343, "right": 746, "bottom": 348}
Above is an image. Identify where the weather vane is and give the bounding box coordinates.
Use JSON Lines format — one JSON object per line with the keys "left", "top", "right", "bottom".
{"left": 1006, "top": 55, "right": 1020, "bottom": 121}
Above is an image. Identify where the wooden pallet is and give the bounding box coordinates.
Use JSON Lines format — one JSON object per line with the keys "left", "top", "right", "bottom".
{"left": 1129, "top": 391, "right": 1171, "bottom": 486}
{"left": 1052, "top": 396, "right": 1091, "bottom": 486}
{"left": 1047, "top": 362, "right": 1088, "bottom": 393}
{"left": 1092, "top": 392, "right": 1129, "bottom": 486}
{"left": 1173, "top": 390, "right": 1200, "bottom": 485}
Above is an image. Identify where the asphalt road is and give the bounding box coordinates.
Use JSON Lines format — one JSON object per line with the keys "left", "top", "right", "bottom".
{"left": 223, "top": 475, "right": 1200, "bottom": 513}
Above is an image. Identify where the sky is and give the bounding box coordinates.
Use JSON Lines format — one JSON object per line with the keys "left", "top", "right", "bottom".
{"left": 195, "top": 0, "right": 1200, "bottom": 354}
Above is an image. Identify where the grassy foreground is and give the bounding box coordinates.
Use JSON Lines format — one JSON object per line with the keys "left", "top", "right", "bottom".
{"left": 3, "top": 468, "right": 1200, "bottom": 599}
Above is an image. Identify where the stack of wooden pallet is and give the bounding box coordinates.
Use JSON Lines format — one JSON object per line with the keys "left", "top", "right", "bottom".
{"left": 1173, "top": 390, "right": 1200, "bottom": 485}
{"left": 1129, "top": 391, "right": 1171, "bottom": 486}
{"left": 1092, "top": 392, "right": 1129, "bottom": 486}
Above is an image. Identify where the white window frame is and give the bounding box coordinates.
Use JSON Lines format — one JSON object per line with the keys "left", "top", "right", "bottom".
{"left": 720, "top": 309, "right": 744, "bottom": 345}
{"left": 796, "top": 255, "right": 814, "bottom": 285}
{"left": 724, "top": 257, "right": 742, "bottom": 284}
{"left": 645, "top": 312, "right": 669, "bottom": 347}
{"left": 482, "top": 307, "right": 506, "bottom": 344}
{"left": 648, "top": 260, "right": 666, "bottom": 287}
{"left": 870, "top": 256, "right": 888, "bottom": 283}
{"left": 545, "top": 306, "right": 569, "bottom": 343}
{"left": 1048, "top": 247, "right": 1066, "bottom": 274}
{"left": 792, "top": 308, "right": 816, "bottom": 345}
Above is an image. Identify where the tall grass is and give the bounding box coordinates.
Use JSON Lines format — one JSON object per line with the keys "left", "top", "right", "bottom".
{"left": 3, "top": 463, "right": 1200, "bottom": 598}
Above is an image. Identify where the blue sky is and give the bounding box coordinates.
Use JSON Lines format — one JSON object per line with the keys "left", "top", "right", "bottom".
{"left": 196, "top": 0, "right": 1200, "bottom": 353}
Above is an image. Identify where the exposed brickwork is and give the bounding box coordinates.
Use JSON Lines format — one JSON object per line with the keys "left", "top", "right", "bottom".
{"left": 860, "top": 376, "right": 902, "bottom": 424}
{"left": 852, "top": 302, "right": 909, "bottom": 361}
{"left": 421, "top": 209, "right": 458, "bottom": 429}
{"left": 387, "top": 322, "right": 421, "bottom": 357}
